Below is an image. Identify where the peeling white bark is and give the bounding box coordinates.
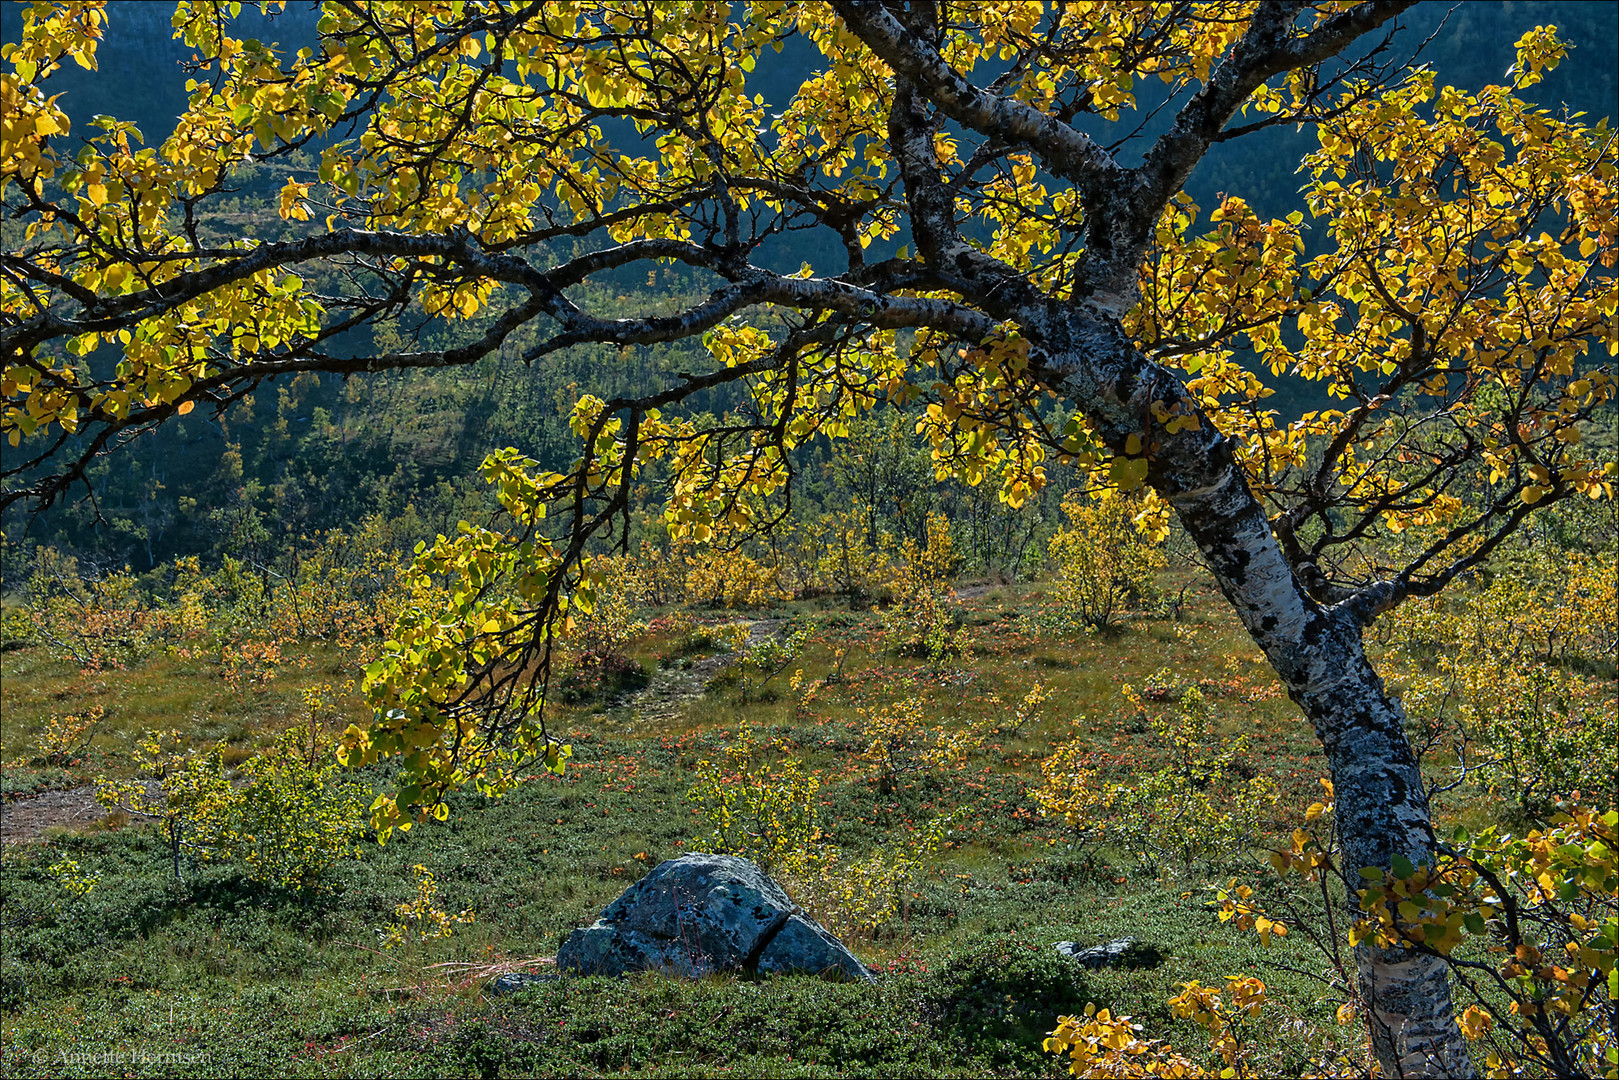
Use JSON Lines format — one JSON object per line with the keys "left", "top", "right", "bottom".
{"left": 1029, "top": 311, "right": 1477, "bottom": 1078}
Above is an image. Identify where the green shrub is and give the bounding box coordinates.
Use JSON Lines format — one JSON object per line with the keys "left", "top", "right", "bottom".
{"left": 97, "top": 722, "right": 367, "bottom": 889}
{"left": 220, "top": 724, "right": 371, "bottom": 890}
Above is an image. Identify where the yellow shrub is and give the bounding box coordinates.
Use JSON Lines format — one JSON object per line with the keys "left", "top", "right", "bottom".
{"left": 883, "top": 513, "right": 968, "bottom": 662}
{"left": 687, "top": 722, "right": 826, "bottom": 880}
{"left": 681, "top": 543, "right": 784, "bottom": 608}
{"left": 1045, "top": 977, "right": 1271, "bottom": 1079}
{"left": 1379, "top": 544, "right": 1618, "bottom": 819}
{"left": 378, "top": 864, "right": 475, "bottom": 948}
{"left": 9, "top": 706, "right": 103, "bottom": 767}
{"left": 806, "top": 513, "right": 899, "bottom": 600}
{"left": 687, "top": 725, "right": 959, "bottom": 940}
{"left": 1033, "top": 685, "right": 1277, "bottom": 876}
{"left": 858, "top": 695, "right": 996, "bottom": 794}
{"left": 1047, "top": 490, "right": 1166, "bottom": 631}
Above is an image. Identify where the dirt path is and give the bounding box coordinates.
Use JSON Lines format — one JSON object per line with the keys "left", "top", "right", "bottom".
{"left": 0, "top": 784, "right": 105, "bottom": 845}
{"left": 951, "top": 584, "right": 999, "bottom": 601}
{"left": 607, "top": 618, "right": 785, "bottom": 726}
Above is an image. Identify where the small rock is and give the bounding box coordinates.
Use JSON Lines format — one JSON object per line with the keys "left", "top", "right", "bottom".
{"left": 487, "top": 972, "right": 555, "bottom": 994}
{"left": 556, "top": 852, "right": 872, "bottom": 983}
{"left": 1053, "top": 937, "right": 1161, "bottom": 969}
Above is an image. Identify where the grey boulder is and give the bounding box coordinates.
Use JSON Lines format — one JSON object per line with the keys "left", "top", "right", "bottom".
{"left": 556, "top": 853, "right": 872, "bottom": 983}
{"left": 487, "top": 971, "right": 555, "bottom": 994}
{"left": 1053, "top": 937, "right": 1161, "bottom": 969}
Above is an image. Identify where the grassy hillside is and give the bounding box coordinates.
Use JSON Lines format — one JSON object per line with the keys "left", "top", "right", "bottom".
{"left": 3, "top": 576, "right": 1375, "bottom": 1079}
{"left": 10, "top": 530, "right": 1610, "bottom": 1078}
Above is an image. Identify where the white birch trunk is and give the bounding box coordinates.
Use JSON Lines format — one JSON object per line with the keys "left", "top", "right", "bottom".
{"left": 1034, "top": 316, "right": 1478, "bottom": 1079}
{"left": 1169, "top": 468, "right": 1477, "bottom": 1079}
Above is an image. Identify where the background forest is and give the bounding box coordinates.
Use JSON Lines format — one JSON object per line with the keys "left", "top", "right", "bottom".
{"left": 2, "top": 0, "right": 1614, "bottom": 579}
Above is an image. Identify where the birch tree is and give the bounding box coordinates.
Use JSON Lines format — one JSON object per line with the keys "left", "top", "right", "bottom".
{"left": 4, "top": 3, "right": 1614, "bottom": 1073}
